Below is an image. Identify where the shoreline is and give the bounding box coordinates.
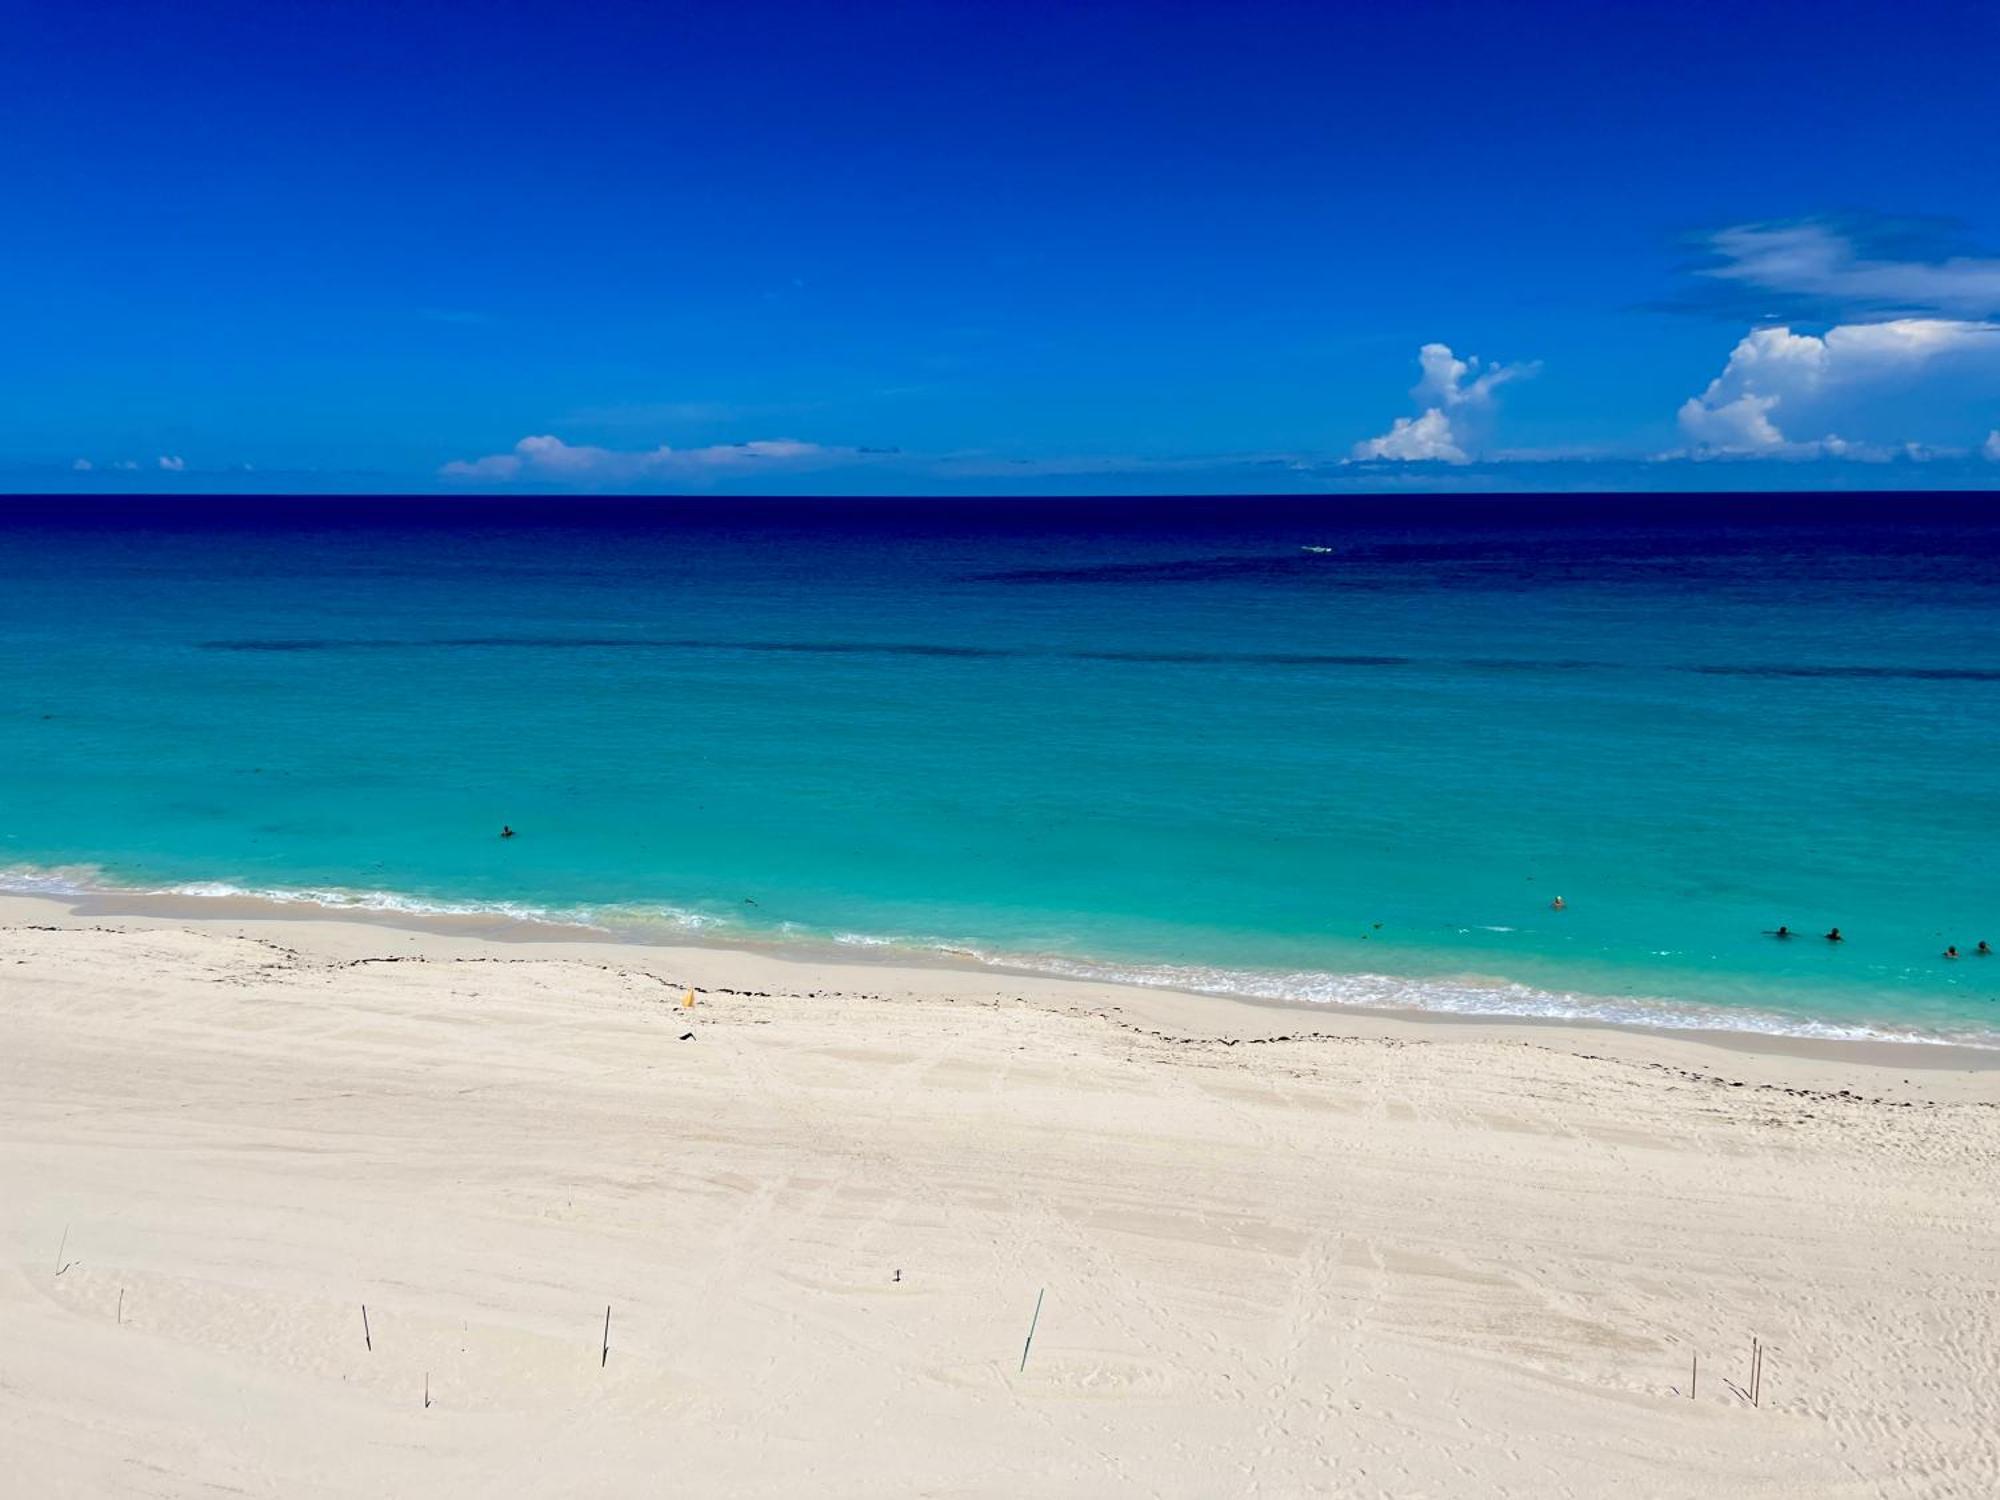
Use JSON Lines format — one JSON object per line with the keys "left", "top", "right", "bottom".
{"left": 7, "top": 888, "right": 1997, "bottom": 1094}
{"left": 8, "top": 861, "right": 1996, "bottom": 1055}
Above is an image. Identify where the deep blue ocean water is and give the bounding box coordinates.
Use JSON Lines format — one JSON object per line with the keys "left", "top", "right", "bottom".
{"left": 4, "top": 494, "right": 1998, "bottom": 1043}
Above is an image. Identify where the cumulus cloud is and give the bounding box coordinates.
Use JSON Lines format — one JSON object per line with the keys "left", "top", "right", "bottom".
{"left": 1678, "top": 392, "right": 1785, "bottom": 453}
{"left": 1985, "top": 430, "right": 2000, "bottom": 462}
{"left": 1412, "top": 342, "right": 1531, "bottom": 411}
{"left": 72, "top": 458, "right": 92, "bottom": 471}
{"left": 440, "top": 435, "right": 864, "bottom": 486}
{"left": 157, "top": 455, "right": 186, "bottom": 472}
{"left": 1703, "top": 221, "right": 2000, "bottom": 321}
{"left": 1677, "top": 319, "right": 2000, "bottom": 457}
{"left": 1351, "top": 342, "right": 1536, "bottom": 463}
{"left": 1353, "top": 408, "right": 1467, "bottom": 463}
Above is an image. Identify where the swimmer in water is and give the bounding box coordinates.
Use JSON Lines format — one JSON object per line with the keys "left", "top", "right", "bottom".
{"left": 1824, "top": 927, "right": 1843, "bottom": 942}
{"left": 500, "top": 825, "right": 516, "bottom": 839}
{"left": 1944, "top": 945, "right": 1960, "bottom": 959}
{"left": 1771, "top": 925, "right": 1794, "bottom": 939}
{"left": 1979, "top": 941, "right": 1993, "bottom": 957}
{"left": 1551, "top": 896, "right": 1566, "bottom": 911}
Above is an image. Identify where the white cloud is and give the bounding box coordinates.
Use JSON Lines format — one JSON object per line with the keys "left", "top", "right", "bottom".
{"left": 113, "top": 459, "right": 139, "bottom": 471}
{"left": 1412, "top": 342, "right": 1531, "bottom": 411}
{"left": 440, "top": 434, "right": 863, "bottom": 486}
{"left": 1705, "top": 222, "right": 2000, "bottom": 319}
{"left": 1352, "top": 408, "right": 1467, "bottom": 463}
{"left": 1677, "top": 319, "right": 2000, "bottom": 457}
{"left": 72, "top": 458, "right": 92, "bottom": 471}
{"left": 1897, "top": 441, "right": 1960, "bottom": 462}
{"left": 1985, "top": 430, "right": 2000, "bottom": 462}
{"left": 1352, "top": 342, "right": 1536, "bottom": 464}
{"left": 157, "top": 455, "right": 186, "bottom": 472}
{"left": 1678, "top": 392, "right": 1785, "bottom": 453}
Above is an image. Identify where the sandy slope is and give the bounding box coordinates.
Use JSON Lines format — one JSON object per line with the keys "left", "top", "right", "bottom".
{"left": 2, "top": 896, "right": 1996, "bottom": 1497}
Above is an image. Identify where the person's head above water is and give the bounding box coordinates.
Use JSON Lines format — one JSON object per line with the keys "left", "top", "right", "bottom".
{"left": 1774, "top": 925, "right": 1792, "bottom": 937}
{"left": 1944, "top": 946, "right": 1960, "bottom": 958}
{"left": 1825, "top": 927, "right": 1843, "bottom": 941}
{"left": 1980, "top": 941, "right": 1993, "bottom": 955}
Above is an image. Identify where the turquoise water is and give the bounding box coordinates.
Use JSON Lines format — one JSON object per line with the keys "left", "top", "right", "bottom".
{"left": 3, "top": 495, "right": 1998, "bottom": 1043}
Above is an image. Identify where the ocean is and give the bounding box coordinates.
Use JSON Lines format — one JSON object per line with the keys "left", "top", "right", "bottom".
{"left": 3, "top": 493, "right": 1997, "bottom": 1044}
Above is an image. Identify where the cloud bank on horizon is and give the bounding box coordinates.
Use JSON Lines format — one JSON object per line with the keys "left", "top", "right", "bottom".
{"left": 421, "top": 219, "right": 2000, "bottom": 489}
{"left": 440, "top": 435, "right": 867, "bottom": 485}
{"left": 54, "top": 218, "right": 2000, "bottom": 491}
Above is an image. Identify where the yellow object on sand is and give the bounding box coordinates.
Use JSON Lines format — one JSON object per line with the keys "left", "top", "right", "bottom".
{"left": 683, "top": 989, "right": 696, "bottom": 1008}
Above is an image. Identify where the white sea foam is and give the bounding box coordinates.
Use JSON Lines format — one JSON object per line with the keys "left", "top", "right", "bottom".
{"left": 967, "top": 949, "right": 1993, "bottom": 1047}
{"left": 821, "top": 932, "right": 1999, "bottom": 1048}
{"left": 5, "top": 861, "right": 1994, "bottom": 1050}
{"left": 0, "top": 862, "right": 117, "bottom": 894}
{"left": 0, "top": 862, "right": 709, "bottom": 936}
{"left": 160, "top": 880, "right": 613, "bottom": 929}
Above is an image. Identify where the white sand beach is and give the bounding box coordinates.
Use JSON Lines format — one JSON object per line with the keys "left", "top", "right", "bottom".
{"left": 2, "top": 891, "right": 1996, "bottom": 1497}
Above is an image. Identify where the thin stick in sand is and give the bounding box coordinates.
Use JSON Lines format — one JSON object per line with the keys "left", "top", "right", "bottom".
{"left": 362, "top": 1303, "right": 371, "bottom": 1351}
{"left": 1019, "top": 1288, "right": 1045, "bottom": 1373}
{"left": 1690, "top": 1352, "right": 1697, "bottom": 1399}
{"left": 602, "top": 1304, "right": 612, "bottom": 1368}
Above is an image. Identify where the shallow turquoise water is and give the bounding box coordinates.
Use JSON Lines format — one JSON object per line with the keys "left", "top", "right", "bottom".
{"left": 3, "top": 495, "right": 1998, "bottom": 1042}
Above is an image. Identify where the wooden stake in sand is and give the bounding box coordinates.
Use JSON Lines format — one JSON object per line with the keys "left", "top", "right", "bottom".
{"left": 1752, "top": 1337, "right": 1763, "bottom": 1407}
{"left": 55, "top": 1224, "right": 72, "bottom": 1278}
{"left": 1019, "top": 1288, "right": 1045, "bottom": 1373}
{"left": 424, "top": 1372, "right": 431, "bottom": 1410}
{"left": 362, "top": 1304, "right": 372, "bottom": 1352}
{"left": 1690, "top": 1352, "right": 1697, "bottom": 1399}
{"left": 602, "top": 1304, "right": 612, "bottom": 1368}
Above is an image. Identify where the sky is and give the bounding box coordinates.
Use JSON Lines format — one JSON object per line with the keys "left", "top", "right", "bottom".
{"left": 7, "top": 0, "right": 2000, "bottom": 494}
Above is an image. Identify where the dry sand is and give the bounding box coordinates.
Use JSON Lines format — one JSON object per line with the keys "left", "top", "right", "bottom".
{"left": 2, "top": 891, "right": 1997, "bottom": 1497}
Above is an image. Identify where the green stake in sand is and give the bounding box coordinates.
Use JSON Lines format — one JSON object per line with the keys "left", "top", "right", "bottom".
{"left": 1019, "top": 1288, "right": 1045, "bottom": 1373}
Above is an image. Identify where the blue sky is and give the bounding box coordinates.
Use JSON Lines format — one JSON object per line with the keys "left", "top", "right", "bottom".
{"left": 7, "top": 0, "right": 2000, "bottom": 492}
